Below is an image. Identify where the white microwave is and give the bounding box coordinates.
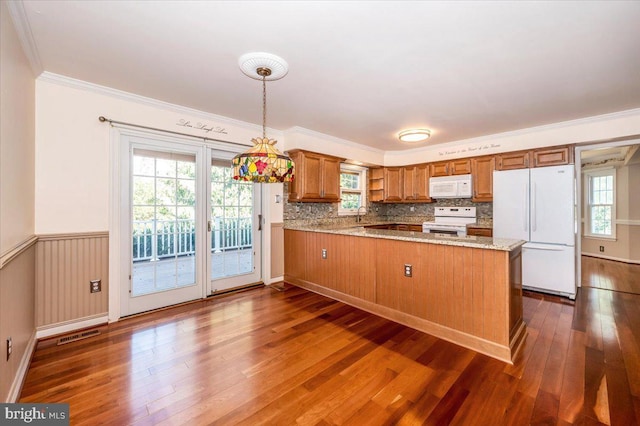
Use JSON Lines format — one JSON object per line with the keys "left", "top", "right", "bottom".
{"left": 429, "top": 174, "right": 473, "bottom": 198}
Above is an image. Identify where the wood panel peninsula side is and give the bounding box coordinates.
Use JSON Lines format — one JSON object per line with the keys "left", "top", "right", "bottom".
{"left": 284, "top": 227, "right": 526, "bottom": 363}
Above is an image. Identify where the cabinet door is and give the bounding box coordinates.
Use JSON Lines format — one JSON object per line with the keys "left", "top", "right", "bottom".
{"left": 430, "top": 162, "right": 450, "bottom": 177}
{"left": 321, "top": 156, "right": 342, "bottom": 200}
{"left": 414, "top": 164, "right": 431, "bottom": 201}
{"left": 284, "top": 230, "right": 306, "bottom": 281}
{"left": 496, "top": 151, "right": 529, "bottom": 170}
{"left": 383, "top": 168, "right": 403, "bottom": 201}
{"left": 403, "top": 166, "right": 416, "bottom": 200}
{"left": 532, "top": 146, "right": 574, "bottom": 167}
{"left": 451, "top": 159, "right": 472, "bottom": 175}
{"left": 301, "top": 152, "right": 323, "bottom": 199}
{"left": 471, "top": 156, "right": 495, "bottom": 202}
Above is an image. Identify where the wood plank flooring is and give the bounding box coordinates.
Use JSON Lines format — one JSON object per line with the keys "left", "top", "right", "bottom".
{"left": 582, "top": 255, "right": 640, "bottom": 294}
{"left": 20, "top": 284, "right": 640, "bottom": 425}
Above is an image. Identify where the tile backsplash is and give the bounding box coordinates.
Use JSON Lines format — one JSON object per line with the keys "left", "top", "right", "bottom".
{"left": 283, "top": 183, "right": 493, "bottom": 226}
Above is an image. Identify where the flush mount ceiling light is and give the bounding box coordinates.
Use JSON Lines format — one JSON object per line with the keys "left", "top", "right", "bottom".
{"left": 398, "top": 129, "right": 432, "bottom": 143}
{"left": 232, "top": 53, "right": 294, "bottom": 183}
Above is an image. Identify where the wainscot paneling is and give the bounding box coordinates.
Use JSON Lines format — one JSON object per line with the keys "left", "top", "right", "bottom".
{"left": 270, "top": 223, "right": 284, "bottom": 278}
{"left": 35, "top": 232, "right": 109, "bottom": 328}
{"left": 0, "top": 238, "right": 36, "bottom": 402}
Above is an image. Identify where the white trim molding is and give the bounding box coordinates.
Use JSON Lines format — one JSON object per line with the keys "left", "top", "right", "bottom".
{"left": 617, "top": 219, "right": 640, "bottom": 226}
{"left": 0, "top": 235, "right": 38, "bottom": 269}
{"left": 7, "top": 331, "right": 37, "bottom": 402}
{"left": 35, "top": 314, "right": 109, "bottom": 340}
{"left": 4, "top": 0, "right": 43, "bottom": 76}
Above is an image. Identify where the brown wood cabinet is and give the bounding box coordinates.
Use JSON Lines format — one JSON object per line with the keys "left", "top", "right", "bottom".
{"left": 369, "top": 167, "right": 384, "bottom": 202}
{"left": 372, "top": 165, "right": 431, "bottom": 203}
{"left": 496, "top": 150, "right": 530, "bottom": 170}
{"left": 431, "top": 159, "right": 472, "bottom": 177}
{"left": 471, "top": 156, "right": 495, "bottom": 202}
{"left": 287, "top": 150, "right": 345, "bottom": 202}
{"left": 403, "top": 164, "right": 431, "bottom": 201}
{"left": 383, "top": 167, "right": 403, "bottom": 202}
{"left": 467, "top": 226, "right": 493, "bottom": 237}
{"left": 497, "top": 145, "right": 574, "bottom": 170}
{"left": 531, "top": 145, "right": 574, "bottom": 167}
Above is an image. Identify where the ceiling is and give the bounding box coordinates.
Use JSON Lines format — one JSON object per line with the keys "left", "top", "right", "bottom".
{"left": 15, "top": 1, "right": 640, "bottom": 151}
{"left": 581, "top": 144, "right": 640, "bottom": 167}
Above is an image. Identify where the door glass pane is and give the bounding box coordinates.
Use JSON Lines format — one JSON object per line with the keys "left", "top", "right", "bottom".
{"left": 211, "top": 164, "right": 254, "bottom": 280}
{"left": 132, "top": 153, "right": 197, "bottom": 296}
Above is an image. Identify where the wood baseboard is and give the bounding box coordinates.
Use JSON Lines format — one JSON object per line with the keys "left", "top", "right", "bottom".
{"left": 581, "top": 252, "right": 640, "bottom": 265}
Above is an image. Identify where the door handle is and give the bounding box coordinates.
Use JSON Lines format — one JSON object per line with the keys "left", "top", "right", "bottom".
{"left": 207, "top": 220, "right": 212, "bottom": 232}
{"left": 258, "top": 214, "right": 262, "bottom": 231}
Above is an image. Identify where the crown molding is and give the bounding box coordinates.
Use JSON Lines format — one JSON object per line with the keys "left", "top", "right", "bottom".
{"left": 36, "top": 72, "right": 282, "bottom": 138}
{"left": 285, "top": 126, "right": 385, "bottom": 154}
{"left": 5, "top": 0, "right": 43, "bottom": 76}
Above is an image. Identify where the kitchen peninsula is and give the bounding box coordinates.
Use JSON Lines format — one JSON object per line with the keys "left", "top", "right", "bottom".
{"left": 284, "top": 225, "right": 526, "bottom": 363}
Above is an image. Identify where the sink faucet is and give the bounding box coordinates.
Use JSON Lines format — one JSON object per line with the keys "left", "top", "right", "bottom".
{"left": 356, "top": 205, "right": 367, "bottom": 223}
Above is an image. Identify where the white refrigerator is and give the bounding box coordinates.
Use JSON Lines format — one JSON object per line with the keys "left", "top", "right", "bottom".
{"left": 493, "top": 165, "right": 576, "bottom": 298}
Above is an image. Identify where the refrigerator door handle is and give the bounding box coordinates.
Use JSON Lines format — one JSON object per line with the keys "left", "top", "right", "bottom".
{"left": 524, "top": 243, "right": 570, "bottom": 251}
{"left": 523, "top": 183, "right": 528, "bottom": 232}
{"left": 531, "top": 182, "right": 537, "bottom": 232}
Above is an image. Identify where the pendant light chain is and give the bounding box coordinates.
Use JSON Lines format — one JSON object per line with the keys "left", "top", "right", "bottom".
{"left": 262, "top": 75, "right": 267, "bottom": 139}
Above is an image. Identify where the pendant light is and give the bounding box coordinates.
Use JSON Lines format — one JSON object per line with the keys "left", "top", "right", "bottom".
{"left": 232, "top": 53, "right": 294, "bottom": 183}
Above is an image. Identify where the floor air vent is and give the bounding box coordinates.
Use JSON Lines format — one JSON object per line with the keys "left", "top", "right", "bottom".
{"left": 56, "top": 329, "right": 100, "bottom": 345}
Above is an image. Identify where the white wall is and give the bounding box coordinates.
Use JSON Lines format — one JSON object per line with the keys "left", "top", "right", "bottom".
{"left": 1, "top": 2, "right": 35, "bottom": 253}
{"left": 35, "top": 74, "right": 281, "bottom": 234}
{"left": 0, "top": 0, "right": 36, "bottom": 402}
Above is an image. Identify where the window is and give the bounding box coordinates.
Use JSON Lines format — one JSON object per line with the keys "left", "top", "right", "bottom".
{"left": 585, "top": 169, "right": 615, "bottom": 238}
{"left": 339, "top": 164, "right": 367, "bottom": 215}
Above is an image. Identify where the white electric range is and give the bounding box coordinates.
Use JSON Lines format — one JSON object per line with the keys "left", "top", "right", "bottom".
{"left": 422, "top": 207, "right": 477, "bottom": 237}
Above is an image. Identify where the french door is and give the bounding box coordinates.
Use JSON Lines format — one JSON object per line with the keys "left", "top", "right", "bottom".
{"left": 120, "top": 133, "right": 261, "bottom": 316}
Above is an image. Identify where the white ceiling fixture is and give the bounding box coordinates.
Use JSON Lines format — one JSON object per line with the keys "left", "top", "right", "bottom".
{"left": 398, "top": 129, "right": 432, "bottom": 143}
{"left": 11, "top": 1, "right": 640, "bottom": 151}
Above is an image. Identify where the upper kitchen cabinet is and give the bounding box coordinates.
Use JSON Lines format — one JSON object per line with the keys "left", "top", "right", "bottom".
{"left": 496, "top": 150, "right": 530, "bottom": 170}
{"left": 383, "top": 167, "right": 403, "bottom": 202}
{"left": 403, "top": 164, "right": 431, "bottom": 202}
{"left": 531, "top": 145, "right": 574, "bottom": 167}
{"left": 430, "top": 159, "right": 471, "bottom": 177}
{"left": 287, "top": 150, "right": 345, "bottom": 202}
{"left": 471, "top": 156, "right": 495, "bottom": 202}
{"left": 369, "top": 167, "right": 384, "bottom": 202}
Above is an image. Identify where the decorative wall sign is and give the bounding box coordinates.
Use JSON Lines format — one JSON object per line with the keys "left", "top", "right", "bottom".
{"left": 438, "top": 143, "right": 502, "bottom": 157}
{"left": 176, "top": 119, "right": 228, "bottom": 134}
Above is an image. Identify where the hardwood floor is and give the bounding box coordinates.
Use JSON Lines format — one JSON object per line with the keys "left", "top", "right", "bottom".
{"left": 20, "top": 285, "right": 640, "bottom": 425}
{"left": 582, "top": 255, "right": 640, "bottom": 294}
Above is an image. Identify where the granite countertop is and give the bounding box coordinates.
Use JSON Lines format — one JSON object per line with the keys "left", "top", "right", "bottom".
{"left": 285, "top": 223, "right": 524, "bottom": 251}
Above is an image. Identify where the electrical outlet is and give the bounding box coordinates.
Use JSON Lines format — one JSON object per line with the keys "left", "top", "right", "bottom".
{"left": 90, "top": 279, "right": 102, "bottom": 293}
{"left": 321, "top": 248, "right": 327, "bottom": 259}
{"left": 7, "top": 337, "right": 12, "bottom": 360}
{"left": 404, "top": 264, "right": 412, "bottom": 277}
{"left": 599, "top": 246, "right": 605, "bottom": 252}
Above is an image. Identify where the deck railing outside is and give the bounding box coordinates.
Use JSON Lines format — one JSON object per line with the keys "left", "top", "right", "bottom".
{"left": 132, "top": 217, "right": 252, "bottom": 261}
